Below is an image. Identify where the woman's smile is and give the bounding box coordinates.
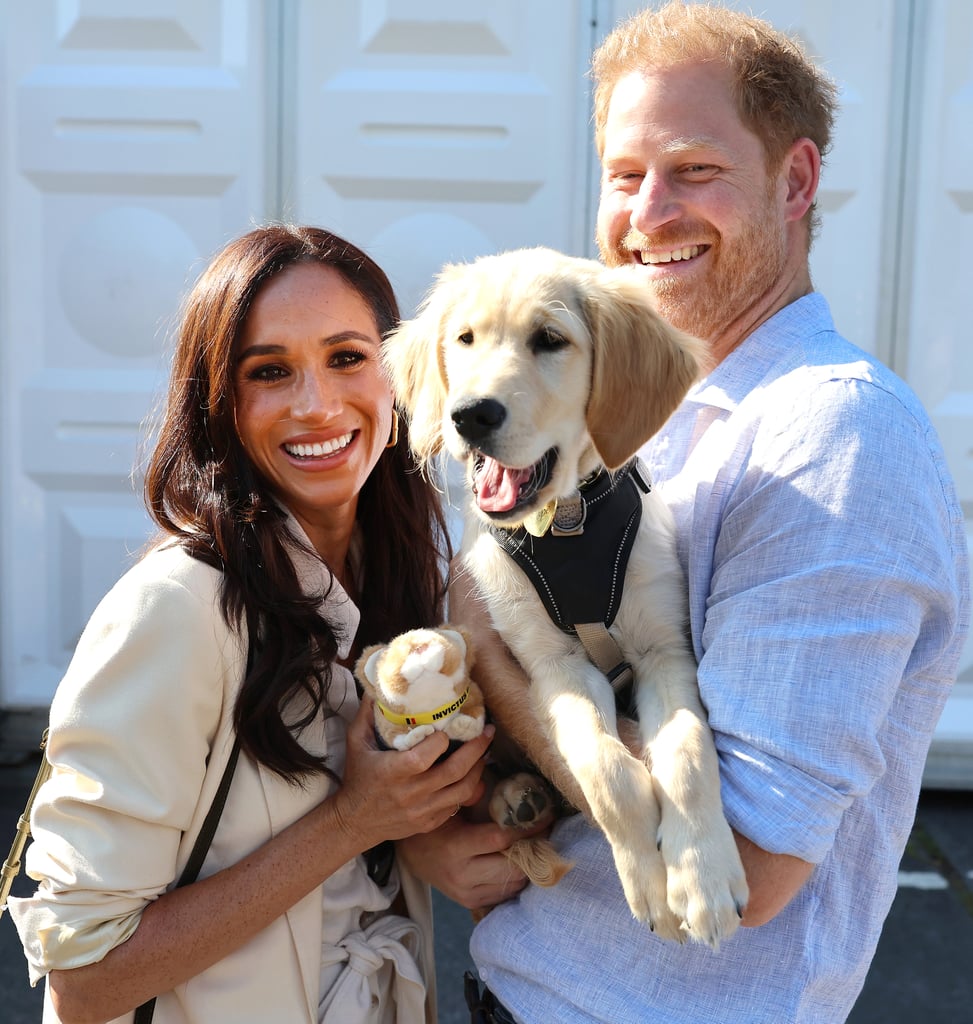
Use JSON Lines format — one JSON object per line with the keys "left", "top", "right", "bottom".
{"left": 284, "top": 430, "right": 356, "bottom": 461}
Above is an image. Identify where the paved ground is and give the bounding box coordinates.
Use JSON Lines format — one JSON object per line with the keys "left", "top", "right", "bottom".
{"left": 2, "top": 724, "right": 971, "bottom": 1023}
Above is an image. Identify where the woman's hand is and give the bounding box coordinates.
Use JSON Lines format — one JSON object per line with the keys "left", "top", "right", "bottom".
{"left": 330, "top": 697, "right": 495, "bottom": 851}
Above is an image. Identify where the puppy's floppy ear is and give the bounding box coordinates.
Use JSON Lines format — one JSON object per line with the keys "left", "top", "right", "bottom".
{"left": 583, "top": 267, "right": 705, "bottom": 469}
{"left": 382, "top": 263, "right": 465, "bottom": 467}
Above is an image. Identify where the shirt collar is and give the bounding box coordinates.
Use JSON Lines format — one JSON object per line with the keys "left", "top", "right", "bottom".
{"left": 687, "top": 293, "right": 833, "bottom": 413}
{"left": 280, "top": 510, "right": 361, "bottom": 661}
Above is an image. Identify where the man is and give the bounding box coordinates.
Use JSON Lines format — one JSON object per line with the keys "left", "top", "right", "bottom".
{"left": 399, "top": 4, "right": 970, "bottom": 1022}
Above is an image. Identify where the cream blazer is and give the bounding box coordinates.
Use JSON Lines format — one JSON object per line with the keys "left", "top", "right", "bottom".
{"left": 9, "top": 531, "right": 437, "bottom": 1023}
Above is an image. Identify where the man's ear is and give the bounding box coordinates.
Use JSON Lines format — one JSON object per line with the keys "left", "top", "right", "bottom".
{"left": 781, "top": 137, "right": 820, "bottom": 224}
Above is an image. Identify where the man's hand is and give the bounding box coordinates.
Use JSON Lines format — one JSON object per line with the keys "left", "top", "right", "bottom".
{"left": 397, "top": 815, "right": 538, "bottom": 912}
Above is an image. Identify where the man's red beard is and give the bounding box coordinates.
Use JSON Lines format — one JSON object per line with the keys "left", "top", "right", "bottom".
{"left": 597, "top": 190, "right": 787, "bottom": 346}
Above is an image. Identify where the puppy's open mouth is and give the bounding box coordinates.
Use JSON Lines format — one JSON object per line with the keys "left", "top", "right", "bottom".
{"left": 471, "top": 448, "right": 557, "bottom": 518}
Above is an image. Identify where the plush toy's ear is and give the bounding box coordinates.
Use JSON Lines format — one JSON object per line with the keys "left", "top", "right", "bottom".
{"left": 437, "top": 624, "right": 475, "bottom": 674}
{"left": 583, "top": 267, "right": 705, "bottom": 469}
{"left": 354, "top": 643, "right": 387, "bottom": 699}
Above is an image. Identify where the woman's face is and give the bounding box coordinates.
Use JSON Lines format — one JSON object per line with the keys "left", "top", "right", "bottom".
{"left": 233, "top": 262, "right": 394, "bottom": 560}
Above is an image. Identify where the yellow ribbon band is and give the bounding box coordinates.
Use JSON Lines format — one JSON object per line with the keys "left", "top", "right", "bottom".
{"left": 376, "top": 686, "right": 471, "bottom": 728}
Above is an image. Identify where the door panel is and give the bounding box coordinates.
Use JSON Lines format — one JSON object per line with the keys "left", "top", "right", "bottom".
{"left": 0, "top": 1, "right": 270, "bottom": 704}
{"left": 900, "top": 1, "right": 973, "bottom": 691}
{"left": 288, "top": 0, "right": 594, "bottom": 316}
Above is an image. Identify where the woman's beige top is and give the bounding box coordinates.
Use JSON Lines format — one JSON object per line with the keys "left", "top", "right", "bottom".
{"left": 9, "top": 521, "right": 436, "bottom": 1023}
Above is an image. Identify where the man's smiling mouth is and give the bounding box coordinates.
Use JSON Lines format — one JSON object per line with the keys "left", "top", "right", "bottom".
{"left": 636, "top": 244, "right": 709, "bottom": 265}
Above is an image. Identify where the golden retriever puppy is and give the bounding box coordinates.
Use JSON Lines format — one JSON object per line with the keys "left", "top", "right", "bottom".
{"left": 384, "top": 247, "right": 748, "bottom": 947}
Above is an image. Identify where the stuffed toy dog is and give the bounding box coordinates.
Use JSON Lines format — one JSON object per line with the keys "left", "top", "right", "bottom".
{"left": 355, "top": 625, "right": 572, "bottom": 902}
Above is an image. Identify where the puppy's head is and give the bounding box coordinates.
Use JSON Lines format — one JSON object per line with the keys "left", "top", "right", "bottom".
{"left": 383, "top": 248, "right": 703, "bottom": 529}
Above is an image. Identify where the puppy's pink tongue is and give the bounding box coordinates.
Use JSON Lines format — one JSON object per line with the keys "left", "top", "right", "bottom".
{"left": 474, "top": 457, "right": 531, "bottom": 513}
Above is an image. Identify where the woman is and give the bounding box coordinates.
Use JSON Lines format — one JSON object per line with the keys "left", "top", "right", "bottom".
{"left": 9, "top": 225, "right": 493, "bottom": 1023}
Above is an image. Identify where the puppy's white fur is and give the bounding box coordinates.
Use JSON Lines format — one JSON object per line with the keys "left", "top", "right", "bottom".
{"left": 384, "top": 247, "right": 748, "bottom": 946}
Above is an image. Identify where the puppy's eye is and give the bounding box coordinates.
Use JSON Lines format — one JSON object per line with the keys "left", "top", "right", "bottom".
{"left": 530, "top": 327, "right": 568, "bottom": 353}
{"left": 458, "top": 330, "right": 474, "bottom": 346}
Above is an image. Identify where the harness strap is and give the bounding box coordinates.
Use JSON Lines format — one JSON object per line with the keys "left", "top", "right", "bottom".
{"left": 490, "top": 458, "right": 651, "bottom": 709}
{"left": 575, "top": 622, "right": 633, "bottom": 695}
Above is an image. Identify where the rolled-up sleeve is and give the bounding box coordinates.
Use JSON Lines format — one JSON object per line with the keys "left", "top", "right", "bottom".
{"left": 8, "top": 550, "right": 232, "bottom": 983}
{"left": 695, "top": 377, "right": 963, "bottom": 863}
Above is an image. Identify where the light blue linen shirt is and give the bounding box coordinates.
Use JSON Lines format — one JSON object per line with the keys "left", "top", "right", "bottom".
{"left": 470, "top": 293, "right": 970, "bottom": 1023}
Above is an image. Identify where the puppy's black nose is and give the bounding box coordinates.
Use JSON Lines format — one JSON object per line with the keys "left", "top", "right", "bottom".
{"left": 451, "top": 398, "right": 506, "bottom": 443}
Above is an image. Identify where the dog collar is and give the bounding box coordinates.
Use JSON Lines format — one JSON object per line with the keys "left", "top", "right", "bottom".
{"left": 523, "top": 466, "right": 624, "bottom": 537}
{"left": 375, "top": 686, "right": 471, "bottom": 728}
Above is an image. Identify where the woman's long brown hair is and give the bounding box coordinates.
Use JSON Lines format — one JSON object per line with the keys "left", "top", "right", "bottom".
{"left": 144, "top": 225, "right": 450, "bottom": 781}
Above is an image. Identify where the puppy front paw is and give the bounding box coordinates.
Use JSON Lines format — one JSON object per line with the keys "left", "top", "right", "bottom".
{"left": 661, "top": 819, "right": 749, "bottom": 949}
{"left": 610, "top": 833, "right": 684, "bottom": 941}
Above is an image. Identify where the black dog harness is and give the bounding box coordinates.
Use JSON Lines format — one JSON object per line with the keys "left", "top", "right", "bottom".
{"left": 489, "top": 458, "right": 651, "bottom": 700}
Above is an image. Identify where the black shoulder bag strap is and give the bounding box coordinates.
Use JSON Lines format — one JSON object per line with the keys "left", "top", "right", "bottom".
{"left": 132, "top": 732, "right": 242, "bottom": 1024}
{"left": 133, "top": 629, "right": 256, "bottom": 1021}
